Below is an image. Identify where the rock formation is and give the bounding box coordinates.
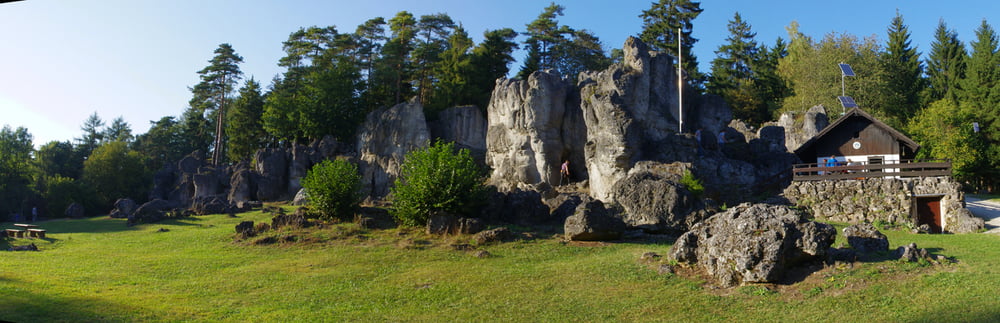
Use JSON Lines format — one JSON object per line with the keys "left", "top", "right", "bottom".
{"left": 773, "top": 105, "right": 829, "bottom": 152}
{"left": 668, "top": 203, "right": 836, "bottom": 287}
{"left": 563, "top": 197, "right": 626, "bottom": 241}
{"left": 109, "top": 198, "right": 136, "bottom": 219}
{"left": 357, "top": 100, "right": 430, "bottom": 199}
{"left": 842, "top": 223, "right": 889, "bottom": 255}
{"left": 609, "top": 161, "right": 710, "bottom": 234}
{"left": 430, "top": 105, "right": 488, "bottom": 164}
{"left": 486, "top": 71, "right": 585, "bottom": 191}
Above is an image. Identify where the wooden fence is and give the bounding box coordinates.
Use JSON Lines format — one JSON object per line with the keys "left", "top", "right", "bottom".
{"left": 792, "top": 159, "right": 952, "bottom": 181}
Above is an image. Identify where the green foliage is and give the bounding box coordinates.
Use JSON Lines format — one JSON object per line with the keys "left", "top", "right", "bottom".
{"left": 908, "top": 99, "right": 983, "bottom": 183}
{"left": 35, "top": 140, "right": 80, "bottom": 179}
{"left": 300, "top": 159, "right": 362, "bottom": 221}
{"left": 778, "top": 23, "right": 886, "bottom": 121}
{"left": 0, "top": 125, "right": 34, "bottom": 216}
{"left": 226, "top": 78, "right": 267, "bottom": 162}
{"left": 925, "top": 20, "right": 966, "bottom": 104}
{"left": 879, "top": 11, "right": 925, "bottom": 128}
{"left": 82, "top": 141, "right": 151, "bottom": 212}
{"left": 390, "top": 141, "right": 486, "bottom": 226}
{"left": 679, "top": 169, "right": 703, "bottom": 199}
{"left": 639, "top": 0, "right": 705, "bottom": 87}
{"left": 190, "top": 43, "right": 244, "bottom": 164}
{"left": 707, "top": 12, "right": 783, "bottom": 125}
{"left": 37, "top": 175, "right": 89, "bottom": 219}
{"left": 518, "top": 3, "right": 610, "bottom": 79}
{"left": 134, "top": 116, "right": 188, "bottom": 169}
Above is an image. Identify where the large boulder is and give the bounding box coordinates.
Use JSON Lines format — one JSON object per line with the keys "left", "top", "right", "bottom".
{"left": 610, "top": 161, "right": 708, "bottom": 234}
{"left": 133, "top": 199, "right": 177, "bottom": 224}
{"left": 563, "top": 197, "right": 626, "bottom": 241}
{"left": 191, "top": 196, "right": 231, "bottom": 215}
{"left": 481, "top": 188, "right": 553, "bottom": 225}
{"left": 842, "top": 223, "right": 889, "bottom": 255}
{"left": 287, "top": 144, "right": 313, "bottom": 196}
{"left": 254, "top": 148, "right": 289, "bottom": 201}
{"left": 949, "top": 208, "right": 985, "bottom": 233}
{"left": 486, "top": 70, "right": 586, "bottom": 191}
{"left": 357, "top": 100, "right": 430, "bottom": 199}
{"left": 109, "top": 198, "right": 137, "bottom": 219}
{"left": 668, "top": 203, "right": 836, "bottom": 287}
{"left": 192, "top": 169, "right": 222, "bottom": 200}
{"left": 228, "top": 165, "right": 255, "bottom": 207}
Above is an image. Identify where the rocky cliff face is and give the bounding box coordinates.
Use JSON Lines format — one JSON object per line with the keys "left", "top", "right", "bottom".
{"left": 486, "top": 71, "right": 586, "bottom": 191}
{"left": 773, "top": 105, "right": 829, "bottom": 152}
{"left": 357, "top": 100, "right": 430, "bottom": 199}
{"left": 430, "top": 105, "right": 488, "bottom": 165}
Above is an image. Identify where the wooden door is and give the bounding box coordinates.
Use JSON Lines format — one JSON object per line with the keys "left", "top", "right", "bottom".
{"left": 916, "top": 197, "right": 943, "bottom": 233}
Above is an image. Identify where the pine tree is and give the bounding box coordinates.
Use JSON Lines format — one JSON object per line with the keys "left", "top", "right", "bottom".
{"left": 707, "top": 12, "right": 764, "bottom": 124}
{"left": 639, "top": 0, "right": 705, "bottom": 88}
{"left": 226, "top": 78, "right": 267, "bottom": 161}
{"left": 925, "top": 19, "right": 966, "bottom": 104}
{"left": 470, "top": 28, "right": 518, "bottom": 109}
{"left": 413, "top": 13, "right": 455, "bottom": 106}
{"left": 104, "top": 116, "right": 133, "bottom": 143}
{"left": 428, "top": 24, "right": 474, "bottom": 112}
{"left": 879, "top": 11, "right": 925, "bottom": 127}
{"left": 190, "top": 43, "right": 243, "bottom": 165}
{"left": 960, "top": 19, "right": 1000, "bottom": 190}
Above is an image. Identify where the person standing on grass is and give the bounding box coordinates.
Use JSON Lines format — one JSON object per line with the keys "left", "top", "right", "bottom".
{"left": 31, "top": 206, "right": 37, "bottom": 222}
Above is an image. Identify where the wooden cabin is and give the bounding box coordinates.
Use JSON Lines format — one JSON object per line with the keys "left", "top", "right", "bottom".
{"left": 794, "top": 107, "right": 919, "bottom": 167}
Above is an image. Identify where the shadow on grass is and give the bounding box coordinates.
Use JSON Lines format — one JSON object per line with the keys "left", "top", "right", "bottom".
{"left": 0, "top": 276, "right": 154, "bottom": 322}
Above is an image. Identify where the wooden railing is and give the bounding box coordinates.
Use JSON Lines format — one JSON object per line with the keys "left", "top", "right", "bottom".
{"left": 792, "top": 159, "right": 951, "bottom": 181}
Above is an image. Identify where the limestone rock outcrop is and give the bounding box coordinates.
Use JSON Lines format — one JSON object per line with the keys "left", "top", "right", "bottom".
{"left": 486, "top": 71, "right": 585, "bottom": 191}
{"left": 431, "top": 105, "right": 488, "bottom": 164}
{"left": 774, "top": 105, "right": 829, "bottom": 152}
{"left": 609, "top": 161, "right": 710, "bottom": 234}
{"left": 254, "top": 148, "right": 289, "bottom": 201}
{"left": 842, "top": 223, "right": 889, "bottom": 255}
{"left": 563, "top": 197, "right": 626, "bottom": 241}
{"left": 109, "top": 198, "right": 137, "bottom": 219}
{"left": 357, "top": 100, "right": 430, "bottom": 199}
{"left": 668, "top": 203, "right": 835, "bottom": 287}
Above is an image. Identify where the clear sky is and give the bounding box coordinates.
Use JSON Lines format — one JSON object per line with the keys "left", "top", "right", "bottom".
{"left": 2, "top": 0, "right": 997, "bottom": 147}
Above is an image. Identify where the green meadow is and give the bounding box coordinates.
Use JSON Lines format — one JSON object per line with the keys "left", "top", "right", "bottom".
{"left": 3, "top": 209, "right": 1000, "bottom": 322}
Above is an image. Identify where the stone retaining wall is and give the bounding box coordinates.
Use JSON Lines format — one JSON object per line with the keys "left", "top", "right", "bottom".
{"left": 783, "top": 177, "right": 965, "bottom": 231}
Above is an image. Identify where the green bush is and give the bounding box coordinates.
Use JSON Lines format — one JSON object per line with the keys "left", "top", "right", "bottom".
{"left": 300, "top": 159, "right": 362, "bottom": 221}
{"left": 390, "top": 140, "right": 486, "bottom": 226}
{"left": 679, "top": 169, "right": 704, "bottom": 199}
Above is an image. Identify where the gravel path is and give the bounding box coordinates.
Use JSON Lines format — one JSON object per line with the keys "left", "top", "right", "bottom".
{"left": 967, "top": 197, "right": 1000, "bottom": 234}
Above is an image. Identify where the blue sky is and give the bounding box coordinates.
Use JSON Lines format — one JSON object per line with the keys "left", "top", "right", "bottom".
{"left": 2, "top": 0, "right": 997, "bottom": 146}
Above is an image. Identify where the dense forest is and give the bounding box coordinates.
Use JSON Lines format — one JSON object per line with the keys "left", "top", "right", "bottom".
{"left": 1, "top": 0, "right": 998, "bottom": 218}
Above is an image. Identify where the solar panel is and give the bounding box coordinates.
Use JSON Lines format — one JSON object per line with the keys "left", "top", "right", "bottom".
{"left": 838, "top": 96, "right": 858, "bottom": 108}
{"left": 839, "top": 63, "right": 855, "bottom": 77}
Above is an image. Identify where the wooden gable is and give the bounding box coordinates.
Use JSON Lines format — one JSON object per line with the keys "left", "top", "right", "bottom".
{"left": 794, "top": 108, "right": 919, "bottom": 161}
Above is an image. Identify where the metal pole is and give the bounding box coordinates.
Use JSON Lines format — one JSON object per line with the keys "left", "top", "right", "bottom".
{"left": 678, "top": 27, "right": 683, "bottom": 133}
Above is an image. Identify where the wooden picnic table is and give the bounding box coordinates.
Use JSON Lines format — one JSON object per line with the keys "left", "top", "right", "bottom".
{"left": 13, "top": 223, "right": 39, "bottom": 229}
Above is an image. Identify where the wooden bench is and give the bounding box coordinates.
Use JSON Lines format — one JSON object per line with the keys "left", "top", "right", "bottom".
{"left": 5, "top": 229, "right": 25, "bottom": 238}
{"left": 27, "top": 228, "right": 46, "bottom": 239}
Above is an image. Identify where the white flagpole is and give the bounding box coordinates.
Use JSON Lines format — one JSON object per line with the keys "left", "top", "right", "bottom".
{"left": 678, "top": 27, "right": 683, "bottom": 133}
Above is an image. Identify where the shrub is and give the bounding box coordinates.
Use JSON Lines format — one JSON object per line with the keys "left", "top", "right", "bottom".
{"left": 680, "top": 169, "right": 704, "bottom": 199}
{"left": 300, "top": 159, "right": 362, "bottom": 221}
{"left": 390, "top": 140, "right": 487, "bottom": 226}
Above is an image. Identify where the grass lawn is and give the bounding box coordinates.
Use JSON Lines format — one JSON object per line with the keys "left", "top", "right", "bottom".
{"left": 4, "top": 210, "right": 1000, "bottom": 322}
